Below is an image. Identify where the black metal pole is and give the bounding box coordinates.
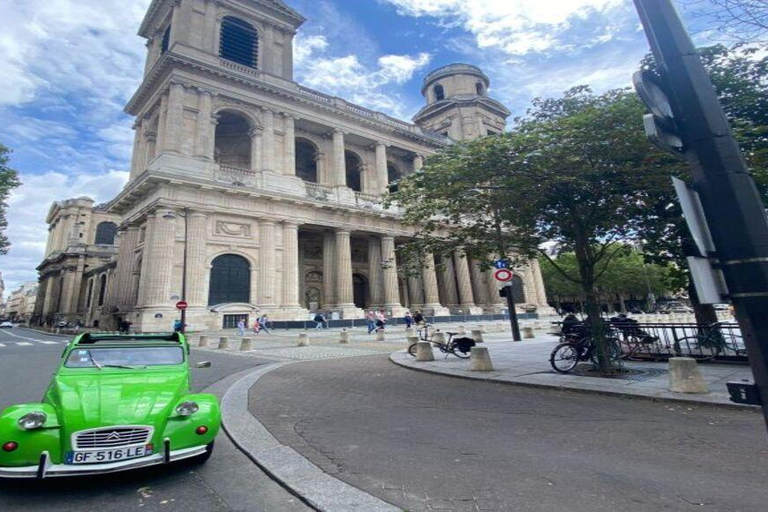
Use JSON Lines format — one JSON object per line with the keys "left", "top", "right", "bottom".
{"left": 506, "top": 286, "right": 522, "bottom": 341}
{"left": 180, "top": 208, "right": 188, "bottom": 334}
{"left": 635, "top": 0, "right": 768, "bottom": 432}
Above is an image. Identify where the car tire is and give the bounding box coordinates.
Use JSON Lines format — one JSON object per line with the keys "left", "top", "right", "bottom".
{"left": 191, "top": 442, "right": 214, "bottom": 464}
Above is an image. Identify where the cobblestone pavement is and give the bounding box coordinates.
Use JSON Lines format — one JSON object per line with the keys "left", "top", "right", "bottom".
{"left": 250, "top": 355, "right": 768, "bottom": 512}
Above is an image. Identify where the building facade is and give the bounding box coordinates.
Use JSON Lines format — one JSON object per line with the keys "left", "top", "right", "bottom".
{"left": 35, "top": 0, "right": 551, "bottom": 331}
{"left": 6, "top": 282, "right": 39, "bottom": 324}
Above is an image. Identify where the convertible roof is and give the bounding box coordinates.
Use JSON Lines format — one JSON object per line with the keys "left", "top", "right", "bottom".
{"left": 76, "top": 332, "right": 184, "bottom": 345}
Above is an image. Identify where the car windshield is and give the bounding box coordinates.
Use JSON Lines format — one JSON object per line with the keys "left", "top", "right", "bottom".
{"left": 64, "top": 346, "right": 185, "bottom": 369}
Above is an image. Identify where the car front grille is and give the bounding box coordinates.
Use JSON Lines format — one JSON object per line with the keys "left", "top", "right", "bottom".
{"left": 73, "top": 427, "right": 153, "bottom": 449}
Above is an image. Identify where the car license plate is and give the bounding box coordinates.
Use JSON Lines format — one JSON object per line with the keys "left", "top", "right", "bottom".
{"left": 65, "top": 445, "right": 152, "bottom": 465}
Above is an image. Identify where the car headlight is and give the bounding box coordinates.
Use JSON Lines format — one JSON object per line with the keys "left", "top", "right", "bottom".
{"left": 176, "top": 401, "right": 199, "bottom": 417}
{"left": 18, "top": 411, "right": 47, "bottom": 430}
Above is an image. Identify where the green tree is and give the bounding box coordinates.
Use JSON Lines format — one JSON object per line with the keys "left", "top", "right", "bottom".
{"left": 389, "top": 87, "right": 673, "bottom": 372}
{"left": 0, "top": 143, "right": 21, "bottom": 255}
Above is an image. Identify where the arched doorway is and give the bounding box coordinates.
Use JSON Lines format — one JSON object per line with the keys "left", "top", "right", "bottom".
{"left": 209, "top": 254, "right": 251, "bottom": 305}
{"left": 214, "top": 111, "right": 252, "bottom": 169}
{"left": 353, "top": 274, "right": 368, "bottom": 309}
{"left": 512, "top": 275, "right": 526, "bottom": 304}
{"left": 304, "top": 271, "right": 323, "bottom": 311}
{"left": 345, "top": 151, "right": 363, "bottom": 192}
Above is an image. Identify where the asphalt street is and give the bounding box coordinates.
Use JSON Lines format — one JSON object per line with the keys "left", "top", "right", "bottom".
{"left": 0, "top": 327, "right": 311, "bottom": 512}
{"left": 252, "top": 355, "right": 768, "bottom": 512}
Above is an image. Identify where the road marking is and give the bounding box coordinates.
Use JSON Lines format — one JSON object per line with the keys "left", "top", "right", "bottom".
{"left": 15, "top": 342, "right": 33, "bottom": 346}
{"left": 40, "top": 341, "right": 59, "bottom": 345}
{"left": 0, "top": 329, "right": 68, "bottom": 344}
{"left": 0, "top": 343, "right": 5, "bottom": 348}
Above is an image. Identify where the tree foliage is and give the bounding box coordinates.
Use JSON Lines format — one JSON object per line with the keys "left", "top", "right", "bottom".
{"left": 0, "top": 142, "right": 21, "bottom": 255}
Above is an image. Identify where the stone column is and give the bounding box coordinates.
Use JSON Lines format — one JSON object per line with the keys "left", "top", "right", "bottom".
{"left": 144, "top": 130, "right": 157, "bottom": 169}
{"left": 258, "top": 220, "right": 277, "bottom": 306}
{"left": 421, "top": 253, "right": 449, "bottom": 316}
{"left": 335, "top": 229, "right": 355, "bottom": 307}
{"left": 332, "top": 129, "right": 346, "bottom": 186}
{"left": 469, "top": 258, "right": 489, "bottom": 309}
{"left": 381, "top": 236, "right": 401, "bottom": 309}
{"left": 113, "top": 226, "right": 140, "bottom": 309}
{"left": 413, "top": 153, "right": 424, "bottom": 171}
{"left": 439, "top": 257, "right": 459, "bottom": 308}
{"left": 250, "top": 127, "right": 263, "bottom": 172}
{"left": 142, "top": 212, "right": 176, "bottom": 307}
{"left": 42, "top": 276, "right": 56, "bottom": 316}
{"left": 408, "top": 277, "right": 425, "bottom": 308}
{"left": 486, "top": 268, "right": 505, "bottom": 307}
{"left": 284, "top": 114, "right": 296, "bottom": 176}
{"left": 261, "top": 109, "right": 275, "bottom": 172}
{"left": 164, "top": 82, "right": 185, "bottom": 153}
{"left": 137, "top": 215, "right": 156, "bottom": 308}
{"left": 375, "top": 142, "right": 388, "bottom": 193}
{"left": 282, "top": 222, "right": 301, "bottom": 308}
{"left": 454, "top": 250, "right": 478, "bottom": 312}
{"left": 195, "top": 90, "right": 214, "bottom": 159}
{"left": 156, "top": 93, "right": 168, "bottom": 152}
{"left": 322, "top": 231, "right": 335, "bottom": 308}
{"left": 186, "top": 212, "right": 208, "bottom": 307}
{"left": 367, "top": 237, "right": 383, "bottom": 307}
{"left": 130, "top": 121, "right": 144, "bottom": 179}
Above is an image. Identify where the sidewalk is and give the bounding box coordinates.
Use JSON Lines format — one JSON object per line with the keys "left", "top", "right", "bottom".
{"left": 391, "top": 335, "right": 756, "bottom": 408}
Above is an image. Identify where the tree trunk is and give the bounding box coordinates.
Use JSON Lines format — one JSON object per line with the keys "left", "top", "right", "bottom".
{"left": 688, "top": 279, "right": 717, "bottom": 327}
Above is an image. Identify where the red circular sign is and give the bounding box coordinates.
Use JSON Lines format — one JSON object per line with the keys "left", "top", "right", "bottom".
{"left": 176, "top": 301, "right": 188, "bottom": 311}
{"left": 494, "top": 269, "right": 514, "bottom": 282}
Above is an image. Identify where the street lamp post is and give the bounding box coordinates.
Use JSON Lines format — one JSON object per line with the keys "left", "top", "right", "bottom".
{"left": 164, "top": 208, "right": 189, "bottom": 334}
{"left": 634, "top": 0, "right": 768, "bottom": 431}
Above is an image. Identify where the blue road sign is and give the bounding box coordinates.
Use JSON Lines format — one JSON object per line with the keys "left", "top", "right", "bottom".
{"left": 494, "top": 259, "right": 510, "bottom": 269}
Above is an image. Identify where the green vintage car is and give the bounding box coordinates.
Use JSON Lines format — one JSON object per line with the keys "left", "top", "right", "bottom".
{"left": 0, "top": 332, "right": 220, "bottom": 478}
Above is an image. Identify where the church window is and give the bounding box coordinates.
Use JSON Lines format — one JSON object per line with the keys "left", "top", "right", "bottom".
{"left": 219, "top": 16, "right": 259, "bottom": 68}
{"left": 98, "top": 275, "right": 108, "bottom": 307}
{"left": 86, "top": 279, "right": 94, "bottom": 309}
{"left": 476, "top": 82, "right": 484, "bottom": 96}
{"left": 209, "top": 254, "right": 251, "bottom": 306}
{"left": 387, "top": 162, "right": 402, "bottom": 193}
{"left": 214, "top": 111, "right": 252, "bottom": 169}
{"left": 161, "top": 25, "right": 171, "bottom": 54}
{"left": 95, "top": 222, "right": 117, "bottom": 245}
{"left": 295, "top": 138, "right": 318, "bottom": 183}
{"left": 345, "top": 151, "right": 363, "bottom": 192}
{"left": 434, "top": 84, "right": 445, "bottom": 101}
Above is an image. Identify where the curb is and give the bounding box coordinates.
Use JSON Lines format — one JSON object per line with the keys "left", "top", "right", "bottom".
{"left": 221, "top": 362, "right": 401, "bottom": 512}
{"left": 389, "top": 351, "right": 756, "bottom": 411}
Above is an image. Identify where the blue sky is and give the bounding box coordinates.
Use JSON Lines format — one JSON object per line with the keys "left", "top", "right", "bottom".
{"left": 0, "top": 0, "right": 728, "bottom": 294}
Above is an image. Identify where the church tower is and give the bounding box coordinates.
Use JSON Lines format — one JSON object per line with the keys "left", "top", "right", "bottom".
{"left": 413, "top": 64, "right": 510, "bottom": 140}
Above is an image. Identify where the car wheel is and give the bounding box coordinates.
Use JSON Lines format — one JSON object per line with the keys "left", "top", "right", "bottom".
{"left": 191, "top": 442, "right": 214, "bottom": 464}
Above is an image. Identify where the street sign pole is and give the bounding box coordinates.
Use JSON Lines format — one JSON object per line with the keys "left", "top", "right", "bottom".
{"left": 635, "top": 0, "right": 768, "bottom": 431}
{"left": 505, "top": 286, "right": 522, "bottom": 342}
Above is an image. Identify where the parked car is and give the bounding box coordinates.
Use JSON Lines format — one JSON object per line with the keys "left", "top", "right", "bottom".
{"left": 0, "top": 322, "right": 13, "bottom": 328}
{"left": 0, "top": 332, "right": 220, "bottom": 478}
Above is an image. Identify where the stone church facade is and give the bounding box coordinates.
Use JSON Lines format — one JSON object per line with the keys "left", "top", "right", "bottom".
{"left": 34, "top": 0, "right": 551, "bottom": 331}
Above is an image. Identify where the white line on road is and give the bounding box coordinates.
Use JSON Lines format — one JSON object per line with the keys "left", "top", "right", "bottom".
{"left": 0, "top": 343, "right": 5, "bottom": 348}
{"left": 0, "top": 329, "right": 67, "bottom": 344}
{"left": 40, "top": 341, "right": 59, "bottom": 345}
{"left": 15, "top": 342, "right": 33, "bottom": 346}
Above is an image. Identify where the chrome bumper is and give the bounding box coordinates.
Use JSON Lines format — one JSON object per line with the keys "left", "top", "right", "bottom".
{"left": 0, "top": 445, "right": 207, "bottom": 479}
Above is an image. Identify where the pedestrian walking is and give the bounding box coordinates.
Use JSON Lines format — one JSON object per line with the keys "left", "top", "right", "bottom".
{"left": 173, "top": 319, "right": 183, "bottom": 333}
{"left": 375, "top": 310, "right": 386, "bottom": 332}
{"left": 314, "top": 312, "right": 326, "bottom": 329}
{"left": 413, "top": 310, "right": 425, "bottom": 326}
{"left": 237, "top": 319, "right": 246, "bottom": 336}
{"left": 258, "top": 314, "right": 271, "bottom": 334}
{"left": 366, "top": 310, "right": 376, "bottom": 334}
{"left": 404, "top": 311, "right": 413, "bottom": 329}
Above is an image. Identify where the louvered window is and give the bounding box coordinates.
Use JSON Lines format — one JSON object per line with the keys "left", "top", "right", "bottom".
{"left": 219, "top": 17, "right": 259, "bottom": 68}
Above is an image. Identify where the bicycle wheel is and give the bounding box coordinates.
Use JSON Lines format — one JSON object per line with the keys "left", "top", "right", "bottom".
{"left": 677, "top": 336, "right": 719, "bottom": 361}
{"left": 589, "top": 337, "right": 621, "bottom": 366}
{"left": 550, "top": 343, "right": 580, "bottom": 373}
{"left": 449, "top": 343, "right": 471, "bottom": 359}
{"left": 407, "top": 342, "right": 418, "bottom": 357}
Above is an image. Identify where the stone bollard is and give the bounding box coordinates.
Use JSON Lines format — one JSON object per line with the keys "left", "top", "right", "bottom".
{"left": 239, "top": 338, "right": 253, "bottom": 351}
{"left": 458, "top": 325, "right": 467, "bottom": 334}
{"left": 339, "top": 329, "right": 350, "bottom": 344}
{"left": 523, "top": 327, "right": 535, "bottom": 339}
{"left": 198, "top": 335, "right": 209, "bottom": 348}
{"left": 407, "top": 335, "right": 419, "bottom": 346}
{"left": 298, "top": 333, "right": 310, "bottom": 347}
{"left": 669, "top": 357, "right": 709, "bottom": 394}
{"left": 376, "top": 330, "right": 386, "bottom": 342}
{"left": 469, "top": 346, "right": 494, "bottom": 371}
{"left": 218, "top": 337, "right": 230, "bottom": 350}
{"left": 471, "top": 329, "right": 484, "bottom": 343}
{"left": 415, "top": 342, "right": 435, "bottom": 362}
{"left": 432, "top": 331, "right": 446, "bottom": 344}
{"left": 477, "top": 324, "right": 486, "bottom": 333}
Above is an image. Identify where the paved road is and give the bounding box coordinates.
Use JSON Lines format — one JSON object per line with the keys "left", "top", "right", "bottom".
{"left": 252, "top": 355, "right": 768, "bottom": 512}
{"left": 0, "top": 328, "right": 310, "bottom": 512}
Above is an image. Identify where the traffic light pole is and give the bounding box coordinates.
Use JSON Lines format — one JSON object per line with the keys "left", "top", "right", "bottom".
{"left": 505, "top": 287, "right": 522, "bottom": 342}
{"left": 635, "top": 0, "right": 768, "bottom": 432}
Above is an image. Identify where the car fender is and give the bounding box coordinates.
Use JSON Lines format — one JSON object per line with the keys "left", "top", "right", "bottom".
{"left": 0, "top": 403, "right": 62, "bottom": 466}
{"left": 161, "top": 394, "right": 221, "bottom": 450}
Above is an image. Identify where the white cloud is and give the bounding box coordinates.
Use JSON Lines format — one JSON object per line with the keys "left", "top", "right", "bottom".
{"left": 381, "top": 0, "right": 626, "bottom": 55}
{"left": 0, "top": 170, "right": 129, "bottom": 292}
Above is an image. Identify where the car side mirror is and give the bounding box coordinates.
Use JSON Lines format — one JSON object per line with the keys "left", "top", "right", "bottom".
{"left": 195, "top": 361, "right": 212, "bottom": 369}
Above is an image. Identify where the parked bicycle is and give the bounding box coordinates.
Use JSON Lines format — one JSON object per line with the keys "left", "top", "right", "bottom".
{"left": 676, "top": 322, "right": 746, "bottom": 360}
{"left": 408, "top": 323, "right": 475, "bottom": 359}
{"left": 550, "top": 328, "right": 622, "bottom": 373}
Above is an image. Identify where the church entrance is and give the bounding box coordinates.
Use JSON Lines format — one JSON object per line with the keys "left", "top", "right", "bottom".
{"left": 353, "top": 274, "right": 368, "bottom": 309}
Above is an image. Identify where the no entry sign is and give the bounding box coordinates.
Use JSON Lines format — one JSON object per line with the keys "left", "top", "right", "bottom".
{"left": 176, "top": 301, "right": 188, "bottom": 311}
{"left": 494, "top": 269, "right": 514, "bottom": 282}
